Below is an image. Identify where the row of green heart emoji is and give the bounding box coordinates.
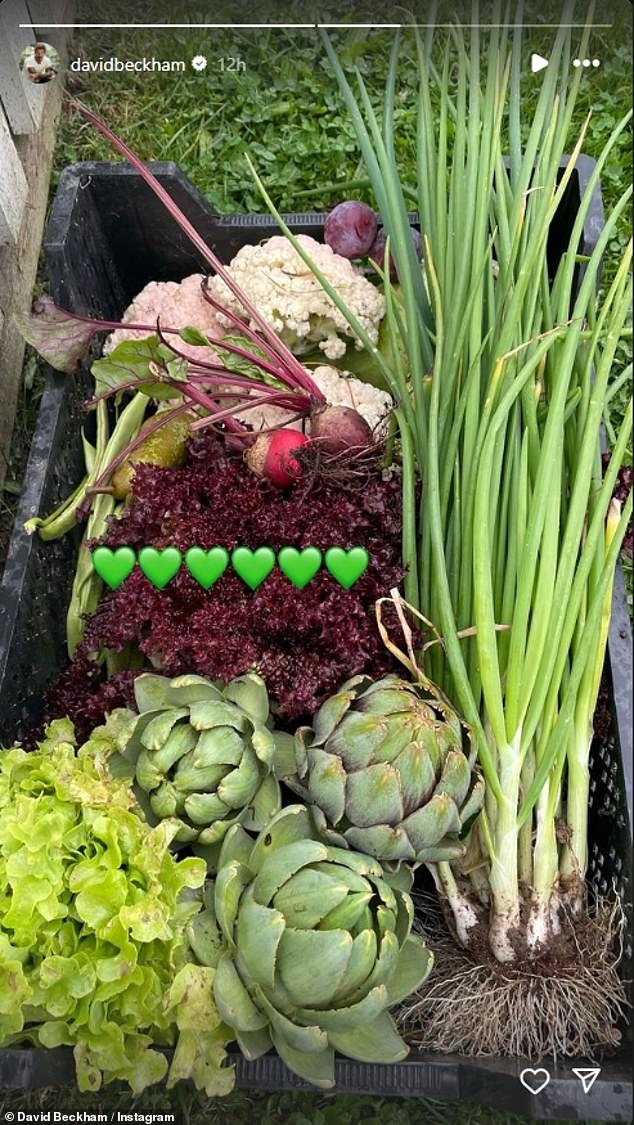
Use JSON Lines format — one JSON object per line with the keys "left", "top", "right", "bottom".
{"left": 91, "top": 545, "right": 370, "bottom": 591}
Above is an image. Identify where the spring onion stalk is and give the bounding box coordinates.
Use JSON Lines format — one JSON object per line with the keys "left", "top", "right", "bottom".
{"left": 253, "top": 3, "right": 632, "bottom": 962}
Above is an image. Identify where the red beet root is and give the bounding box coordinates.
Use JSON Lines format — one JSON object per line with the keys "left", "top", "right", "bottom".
{"left": 245, "top": 429, "right": 309, "bottom": 487}
{"left": 369, "top": 225, "right": 423, "bottom": 280}
{"left": 310, "top": 405, "right": 373, "bottom": 455}
{"left": 324, "top": 201, "right": 378, "bottom": 259}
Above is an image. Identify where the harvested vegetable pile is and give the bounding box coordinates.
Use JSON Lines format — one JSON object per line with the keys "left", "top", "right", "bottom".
{"left": 46, "top": 435, "right": 404, "bottom": 739}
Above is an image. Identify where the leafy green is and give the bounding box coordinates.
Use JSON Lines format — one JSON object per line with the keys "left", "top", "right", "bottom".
{"left": 0, "top": 718, "right": 233, "bottom": 1097}
{"left": 91, "top": 337, "right": 188, "bottom": 399}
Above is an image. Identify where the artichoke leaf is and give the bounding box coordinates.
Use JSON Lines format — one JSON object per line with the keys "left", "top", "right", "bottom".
{"left": 345, "top": 930, "right": 399, "bottom": 1006}
{"left": 391, "top": 743, "right": 437, "bottom": 814}
{"left": 271, "top": 731, "right": 298, "bottom": 780}
{"left": 217, "top": 747, "right": 261, "bottom": 810}
{"left": 269, "top": 1030, "right": 335, "bottom": 1090}
{"left": 235, "top": 1026, "right": 272, "bottom": 1061}
{"left": 298, "top": 983, "right": 388, "bottom": 1032}
{"left": 325, "top": 711, "right": 386, "bottom": 770}
{"left": 460, "top": 774, "right": 486, "bottom": 824}
{"left": 356, "top": 686, "right": 414, "bottom": 716}
{"left": 327, "top": 1010, "right": 408, "bottom": 1064}
{"left": 401, "top": 792, "right": 462, "bottom": 854}
{"left": 253, "top": 985, "right": 328, "bottom": 1054}
{"left": 166, "top": 675, "right": 224, "bottom": 707}
{"left": 317, "top": 892, "right": 373, "bottom": 932}
{"left": 133, "top": 673, "right": 172, "bottom": 713}
{"left": 416, "top": 842, "right": 466, "bottom": 862}
{"left": 344, "top": 824, "right": 415, "bottom": 862}
{"left": 252, "top": 839, "right": 328, "bottom": 906}
{"left": 140, "top": 707, "right": 188, "bottom": 752}
{"left": 272, "top": 867, "right": 350, "bottom": 929}
{"left": 196, "top": 812, "right": 243, "bottom": 847}
{"left": 312, "top": 688, "right": 356, "bottom": 744}
{"left": 214, "top": 861, "right": 250, "bottom": 946}
{"left": 322, "top": 846, "right": 383, "bottom": 879}
{"left": 194, "top": 726, "right": 245, "bottom": 769}
{"left": 183, "top": 791, "right": 230, "bottom": 826}
{"left": 331, "top": 928, "right": 377, "bottom": 1002}
{"left": 187, "top": 910, "right": 224, "bottom": 968}
{"left": 384, "top": 935, "right": 433, "bottom": 1006}
{"left": 434, "top": 748, "right": 473, "bottom": 807}
{"left": 250, "top": 723, "right": 277, "bottom": 767}
{"left": 306, "top": 748, "right": 347, "bottom": 825}
{"left": 135, "top": 749, "right": 162, "bottom": 792}
{"left": 277, "top": 927, "right": 353, "bottom": 1009}
{"left": 247, "top": 805, "right": 317, "bottom": 874}
{"left": 152, "top": 723, "right": 198, "bottom": 773}
{"left": 242, "top": 773, "right": 280, "bottom": 832}
{"left": 222, "top": 673, "right": 270, "bottom": 724}
{"left": 213, "top": 954, "right": 267, "bottom": 1032}
{"left": 150, "top": 781, "right": 187, "bottom": 819}
{"left": 235, "top": 892, "right": 285, "bottom": 991}
{"left": 188, "top": 700, "right": 247, "bottom": 732}
{"left": 344, "top": 762, "right": 404, "bottom": 829}
{"left": 217, "top": 824, "right": 253, "bottom": 869}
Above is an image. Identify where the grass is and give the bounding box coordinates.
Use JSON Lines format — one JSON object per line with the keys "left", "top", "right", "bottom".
{"left": 0, "top": 1084, "right": 604, "bottom": 1125}
{"left": 0, "top": 4, "right": 630, "bottom": 1122}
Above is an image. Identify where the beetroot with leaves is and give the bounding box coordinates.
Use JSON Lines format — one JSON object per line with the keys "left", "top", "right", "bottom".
{"left": 44, "top": 436, "right": 404, "bottom": 740}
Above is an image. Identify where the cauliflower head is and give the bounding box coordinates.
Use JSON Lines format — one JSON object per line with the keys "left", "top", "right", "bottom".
{"left": 104, "top": 273, "right": 225, "bottom": 362}
{"left": 207, "top": 235, "right": 385, "bottom": 360}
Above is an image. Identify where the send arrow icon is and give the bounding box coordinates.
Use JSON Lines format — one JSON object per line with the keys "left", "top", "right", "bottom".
{"left": 572, "top": 1067, "right": 601, "bottom": 1094}
{"left": 531, "top": 53, "right": 549, "bottom": 73}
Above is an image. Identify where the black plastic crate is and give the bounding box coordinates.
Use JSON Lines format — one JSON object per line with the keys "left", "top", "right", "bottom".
{"left": 0, "top": 161, "right": 631, "bottom": 1121}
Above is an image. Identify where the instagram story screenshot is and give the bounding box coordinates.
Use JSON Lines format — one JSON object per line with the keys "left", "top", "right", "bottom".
{"left": 0, "top": 1, "right": 632, "bottom": 1123}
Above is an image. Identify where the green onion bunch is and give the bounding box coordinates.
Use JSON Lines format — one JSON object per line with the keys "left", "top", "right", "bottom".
{"left": 251, "top": 0, "right": 633, "bottom": 963}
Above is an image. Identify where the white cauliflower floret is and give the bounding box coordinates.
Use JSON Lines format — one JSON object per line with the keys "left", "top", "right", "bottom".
{"left": 207, "top": 235, "right": 385, "bottom": 360}
{"left": 104, "top": 273, "right": 225, "bottom": 362}
{"left": 232, "top": 364, "right": 393, "bottom": 437}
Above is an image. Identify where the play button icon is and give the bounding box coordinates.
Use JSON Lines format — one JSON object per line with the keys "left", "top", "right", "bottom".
{"left": 531, "top": 53, "right": 549, "bottom": 73}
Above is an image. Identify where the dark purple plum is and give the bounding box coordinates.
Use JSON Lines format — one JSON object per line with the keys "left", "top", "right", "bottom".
{"left": 369, "top": 226, "right": 423, "bottom": 280}
{"left": 324, "top": 201, "right": 378, "bottom": 258}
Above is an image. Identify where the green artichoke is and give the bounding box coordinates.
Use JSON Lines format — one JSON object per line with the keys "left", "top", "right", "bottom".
{"left": 188, "top": 805, "right": 433, "bottom": 1089}
{"left": 109, "top": 672, "right": 291, "bottom": 864}
{"left": 290, "top": 674, "right": 484, "bottom": 864}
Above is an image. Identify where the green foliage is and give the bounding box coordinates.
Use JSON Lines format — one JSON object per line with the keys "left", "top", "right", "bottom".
{"left": 0, "top": 719, "right": 232, "bottom": 1096}
{"left": 0, "top": 1084, "right": 604, "bottom": 1125}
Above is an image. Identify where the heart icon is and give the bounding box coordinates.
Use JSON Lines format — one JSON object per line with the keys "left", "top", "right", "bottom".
{"left": 519, "top": 1068, "right": 551, "bottom": 1096}
{"left": 278, "top": 547, "right": 322, "bottom": 589}
{"left": 91, "top": 546, "right": 136, "bottom": 590}
{"left": 138, "top": 546, "right": 182, "bottom": 589}
{"left": 185, "top": 547, "right": 229, "bottom": 590}
{"left": 325, "top": 546, "right": 369, "bottom": 589}
{"left": 232, "top": 546, "right": 276, "bottom": 590}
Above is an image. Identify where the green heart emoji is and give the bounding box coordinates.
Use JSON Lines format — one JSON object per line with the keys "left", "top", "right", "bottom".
{"left": 138, "top": 546, "right": 182, "bottom": 589}
{"left": 325, "top": 546, "right": 369, "bottom": 589}
{"left": 185, "top": 547, "right": 229, "bottom": 590}
{"left": 278, "top": 547, "right": 322, "bottom": 589}
{"left": 232, "top": 546, "right": 276, "bottom": 590}
{"left": 91, "top": 546, "right": 136, "bottom": 590}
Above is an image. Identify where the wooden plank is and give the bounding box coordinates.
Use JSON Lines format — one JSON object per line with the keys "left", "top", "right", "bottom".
{"left": 0, "top": 3, "right": 74, "bottom": 489}
{"left": 0, "top": 103, "right": 28, "bottom": 247}
{"left": 27, "top": 0, "right": 72, "bottom": 31}
{"left": 0, "top": 0, "right": 48, "bottom": 134}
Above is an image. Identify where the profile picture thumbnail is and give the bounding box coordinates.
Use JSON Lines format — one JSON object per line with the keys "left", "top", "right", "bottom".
{"left": 20, "top": 42, "right": 59, "bottom": 85}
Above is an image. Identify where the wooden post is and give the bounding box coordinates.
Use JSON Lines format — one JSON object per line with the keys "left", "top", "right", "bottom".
{"left": 0, "top": 0, "right": 75, "bottom": 490}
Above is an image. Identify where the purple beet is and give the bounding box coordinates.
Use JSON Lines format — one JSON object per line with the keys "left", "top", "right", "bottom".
{"left": 324, "top": 201, "right": 378, "bottom": 259}
{"left": 369, "top": 226, "right": 423, "bottom": 280}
